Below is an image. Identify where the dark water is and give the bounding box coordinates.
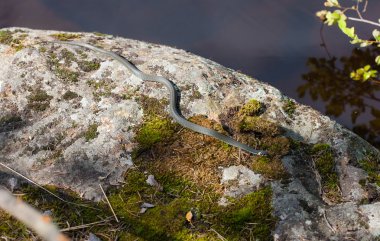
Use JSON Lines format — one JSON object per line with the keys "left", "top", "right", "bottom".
{"left": 1, "top": 0, "right": 379, "bottom": 147}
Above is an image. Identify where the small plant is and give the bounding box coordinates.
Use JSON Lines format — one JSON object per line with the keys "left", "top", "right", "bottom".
{"left": 50, "top": 33, "right": 81, "bottom": 41}
{"left": 317, "top": 0, "right": 380, "bottom": 83}
{"left": 84, "top": 124, "right": 99, "bottom": 141}
{"left": 27, "top": 89, "right": 53, "bottom": 112}
{"left": 239, "top": 99, "right": 263, "bottom": 116}
{"left": 283, "top": 99, "right": 296, "bottom": 117}
{"left": 62, "top": 90, "right": 79, "bottom": 100}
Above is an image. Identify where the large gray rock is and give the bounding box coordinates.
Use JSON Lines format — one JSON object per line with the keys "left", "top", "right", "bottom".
{"left": 0, "top": 27, "right": 380, "bottom": 240}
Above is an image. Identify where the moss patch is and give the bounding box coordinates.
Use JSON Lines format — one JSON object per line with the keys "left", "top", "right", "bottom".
{"left": 27, "top": 89, "right": 53, "bottom": 112}
{"left": 0, "top": 30, "right": 13, "bottom": 44}
{"left": 108, "top": 169, "right": 276, "bottom": 241}
{"left": 239, "top": 99, "right": 263, "bottom": 116}
{"left": 0, "top": 114, "right": 22, "bottom": 126}
{"left": 310, "top": 143, "right": 340, "bottom": 203}
{"left": 78, "top": 59, "right": 101, "bottom": 72}
{"left": 358, "top": 151, "right": 380, "bottom": 187}
{"left": 283, "top": 99, "right": 296, "bottom": 118}
{"left": 239, "top": 116, "right": 281, "bottom": 137}
{"left": 135, "top": 116, "right": 177, "bottom": 150}
{"left": 47, "top": 50, "right": 80, "bottom": 83}
{"left": 251, "top": 156, "right": 289, "bottom": 180}
{"left": 46, "top": 47, "right": 102, "bottom": 84}
{"left": 86, "top": 79, "right": 115, "bottom": 101}
{"left": 50, "top": 33, "right": 82, "bottom": 41}
{"left": 84, "top": 124, "right": 99, "bottom": 142}
{"left": 0, "top": 30, "right": 26, "bottom": 51}
{"left": 134, "top": 97, "right": 290, "bottom": 191}
{"left": 62, "top": 90, "right": 79, "bottom": 100}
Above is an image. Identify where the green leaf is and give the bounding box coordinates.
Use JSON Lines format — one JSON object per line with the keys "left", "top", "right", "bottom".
{"left": 350, "top": 36, "right": 361, "bottom": 44}
{"left": 337, "top": 17, "right": 356, "bottom": 39}
{"left": 325, "top": 10, "right": 345, "bottom": 25}
{"left": 363, "top": 72, "right": 371, "bottom": 81}
{"left": 364, "top": 65, "right": 371, "bottom": 71}
{"left": 375, "top": 56, "right": 380, "bottom": 65}
{"left": 373, "top": 29, "right": 380, "bottom": 41}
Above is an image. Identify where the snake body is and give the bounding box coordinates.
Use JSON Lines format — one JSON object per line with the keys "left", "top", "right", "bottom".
{"left": 51, "top": 41, "right": 266, "bottom": 155}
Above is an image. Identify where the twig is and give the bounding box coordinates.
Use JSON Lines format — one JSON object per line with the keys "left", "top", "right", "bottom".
{"left": 363, "top": 0, "right": 368, "bottom": 12}
{"left": 209, "top": 228, "right": 227, "bottom": 241}
{"left": 322, "top": 209, "right": 336, "bottom": 233}
{"left": 0, "top": 189, "right": 69, "bottom": 241}
{"left": 99, "top": 184, "right": 119, "bottom": 223}
{"left": 0, "top": 162, "right": 98, "bottom": 210}
{"left": 355, "top": 0, "right": 363, "bottom": 19}
{"left": 347, "top": 17, "right": 380, "bottom": 27}
{"left": 60, "top": 217, "right": 112, "bottom": 232}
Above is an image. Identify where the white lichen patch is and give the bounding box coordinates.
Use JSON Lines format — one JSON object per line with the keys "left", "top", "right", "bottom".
{"left": 220, "top": 165, "right": 263, "bottom": 198}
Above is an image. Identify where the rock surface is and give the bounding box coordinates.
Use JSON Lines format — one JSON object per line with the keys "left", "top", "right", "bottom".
{"left": 1, "top": 27, "right": 380, "bottom": 240}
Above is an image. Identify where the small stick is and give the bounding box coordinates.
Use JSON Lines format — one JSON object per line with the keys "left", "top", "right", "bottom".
{"left": 209, "top": 228, "right": 227, "bottom": 241}
{"left": 99, "top": 184, "right": 119, "bottom": 223}
{"left": 322, "top": 209, "right": 336, "bottom": 233}
{"left": 60, "top": 217, "right": 112, "bottom": 232}
{"left": 0, "top": 162, "right": 97, "bottom": 210}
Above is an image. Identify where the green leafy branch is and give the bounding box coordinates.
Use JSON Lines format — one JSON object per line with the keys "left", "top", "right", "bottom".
{"left": 317, "top": 0, "right": 380, "bottom": 83}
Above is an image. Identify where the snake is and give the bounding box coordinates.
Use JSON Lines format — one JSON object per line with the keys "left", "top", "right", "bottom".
{"left": 50, "top": 41, "right": 267, "bottom": 156}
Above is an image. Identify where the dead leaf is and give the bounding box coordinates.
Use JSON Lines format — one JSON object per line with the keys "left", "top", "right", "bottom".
{"left": 186, "top": 211, "right": 193, "bottom": 223}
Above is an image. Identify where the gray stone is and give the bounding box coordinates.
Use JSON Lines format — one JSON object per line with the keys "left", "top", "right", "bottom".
{"left": 220, "top": 165, "right": 263, "bottom": 197}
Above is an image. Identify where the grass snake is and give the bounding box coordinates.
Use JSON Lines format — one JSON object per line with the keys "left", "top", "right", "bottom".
{"left": 50, "top": 41, "right": 267, "bottom": 156}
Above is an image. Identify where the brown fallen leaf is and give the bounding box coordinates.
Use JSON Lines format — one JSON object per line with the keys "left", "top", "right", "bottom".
{"left": 186, "top": 210, "right": 193, "bottom": 224}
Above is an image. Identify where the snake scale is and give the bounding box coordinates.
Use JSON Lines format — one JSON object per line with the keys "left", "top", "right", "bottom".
{"left": 51, "top": 41, "right": 267, "bottom": 156}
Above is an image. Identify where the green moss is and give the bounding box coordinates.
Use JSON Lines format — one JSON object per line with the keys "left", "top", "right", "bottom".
{"left": 47, "top": 51, "right": 79, "bottom": 82}
{"left": 262, "top": 136, "right": 290, "bottom": 157}
{"left": 0, "top": 30, "right": 26, "bottom": 51}
{"left": 135, "top": 116, "right": 176, "bottom": 150}
{"left": 13, "top": 43, "right": 25, "bottom": 52}
{"left": 358, "top": 152, "right": 380, "bottom": 187}
{"left": 62, "top": 90, "right": 79, "bottom": 100}
{"left": 239, "top": 99, "right": 263, "bottom": 116}
{"left": 239, "top": 116, "right": 281, "bottom": 137}
{"left": 55, "top": 67, "right": 80, "bottom": 82}
{"left": 0, "top": 211, "right": 29, "bottom": 239}
{"left": 0, "top": 30, "right": 13, "bottom": 44}
{"left": 251, "top": 156, "right": 289, "bottom": 179}
{"left": 311, "top": 143, "right": 340, "bottom": 202}
{"left": 108, "top": 167, "right": 275, "bottom": 241}
{"left": 78, "top": 60, "right": 101, "bottom": 72}
{"left": 50, "top": 33, "right": 81, "bottom": 41}
{"left": 0, "top": 115, "right": 22, "bottom": 125}
{"left": 216, "top": 186, "right": 276, "bottom": 240}
{"left": 84, "top": 124, "right": 99, "bottom": 142}
{"left": 60, "top": 48, "right": 77, "bottom": 65}
{"left": 0, "top": 159, "right": 276, "bottom": 240}
{"left": 27, "top": 89, "right": 53, "bottom": 112}
{"left": 283, "top": 99, "right": 296, "bottom": 118}
{"left": 139, "top": 95, "right": 170, "bottom": 118}
{"left": 359, "top": 179, "right": 367, "bottom": 187}
{"left": 87, "top": 79, "right": 114, "bottom": 101}
{"left": 38, "top": 46, "right": 46, "bottom": 53}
